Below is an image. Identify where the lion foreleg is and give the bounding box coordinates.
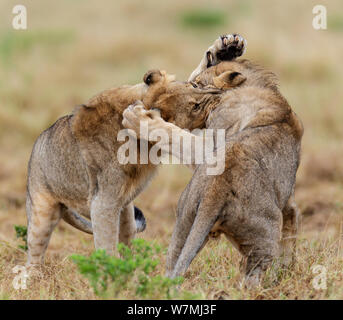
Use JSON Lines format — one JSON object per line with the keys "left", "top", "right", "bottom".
{"left": 188, "top": 34, "right": 247, "bottom": 82}
{"left": 90, "top": 193, "right": 121, "bottom": 255}
{"left": 123, "top": 104, "right": 204, "bottom": 169}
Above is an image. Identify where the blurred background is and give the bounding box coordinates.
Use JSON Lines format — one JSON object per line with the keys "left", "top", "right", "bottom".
{"left": 0, "top": 0, "right": 342, "bottom": 299}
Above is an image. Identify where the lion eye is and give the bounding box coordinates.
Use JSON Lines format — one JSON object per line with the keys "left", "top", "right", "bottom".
{"left": 191, "top": 82, "right": 198, "bottom": 88}
{"left": 192, "top": 103, "right": 201, "bottom": 112}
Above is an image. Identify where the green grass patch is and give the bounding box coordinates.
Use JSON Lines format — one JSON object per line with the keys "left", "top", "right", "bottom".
{"left": 71, "top": 239, "right": 199, "bottom": 299}
{"left": 328, "top": 15, "right": 343, "bottom": 32}
{"left": 0, "top": 29, "right": 74, "bottom": 64}
{"left": 14, "top": 225, "right": 28, "bottom": 251}
{"left": 180, "top": 9, "right": 226, "bottom": 28}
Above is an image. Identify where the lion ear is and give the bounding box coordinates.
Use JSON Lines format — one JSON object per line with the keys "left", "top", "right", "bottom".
{"left": 143, "top": 69, "right": 163, "bottom": 85}
{"left": 213, "top": 71, "right": 246, "bottom": 89}
{"left": 143, "top": 69, "right": 175, "bottom": 86}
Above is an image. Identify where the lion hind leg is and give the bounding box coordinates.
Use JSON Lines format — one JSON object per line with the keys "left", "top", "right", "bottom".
{"left": 240, "top": 212, "right": 282, "bottom": 288}
{"left": 242, "top": 239, "right": 280, "bottom": 289}
{"left": 169, "top": 204, "right": 220, "bottom": 278}
{"left": 27, "top": 191, "right": 61, "bottom": 265}
{"left": 280, "top": 193, "right": 299, "bottom": 268}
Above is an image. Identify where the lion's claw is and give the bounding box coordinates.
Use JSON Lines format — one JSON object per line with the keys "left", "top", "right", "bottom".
{"left": 215, "top": 33, "right": 246, "bottom": 62}
{"left": 188, "top": 33, "right": 247, "bottom": 81}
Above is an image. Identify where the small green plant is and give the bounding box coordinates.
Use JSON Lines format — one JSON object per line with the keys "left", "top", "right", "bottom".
{"left": 14, "top": 225, "right": 28, "bottom": 251}
{"left": 180, "top": 9, "right": 225, "bottom": 28}
{"left": 0, "top": 30, "right": 74, "bottom": 65}
{"left": 328, "top": 15, "right": 343, "bottom": 32}
{"left": 71, "top": 239, "right": 188, "bottom": 299}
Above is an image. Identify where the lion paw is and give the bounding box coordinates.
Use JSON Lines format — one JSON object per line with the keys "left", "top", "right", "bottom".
{"left": 122, "top": 102, "right": 162, "bottom": 138}
{"left": 207, "top": 34, "right": 246, "bottom": 66}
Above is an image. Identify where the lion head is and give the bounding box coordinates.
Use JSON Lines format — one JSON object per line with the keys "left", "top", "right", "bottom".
{"left": 141, "top": 70, "right": 223, "bottom": 130}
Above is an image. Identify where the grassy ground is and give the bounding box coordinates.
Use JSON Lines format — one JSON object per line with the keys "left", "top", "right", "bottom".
{"left": 0, "top": 0, "right": 342, "bottom": 299}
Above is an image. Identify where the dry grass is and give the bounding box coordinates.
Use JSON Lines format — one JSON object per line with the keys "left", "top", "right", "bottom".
{"left": 0, "top": 0, "right": 342, "bottom": 299}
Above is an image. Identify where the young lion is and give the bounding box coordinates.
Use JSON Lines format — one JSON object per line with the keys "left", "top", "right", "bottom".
{"left": 122, "top": 60, "right": 303, "bottom": 287}
{"left": 26, "top": 34, "right": 246, "bottom": 265}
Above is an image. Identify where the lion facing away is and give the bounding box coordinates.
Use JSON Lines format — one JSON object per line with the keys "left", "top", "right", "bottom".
{"left": 122, "top": 59, "right": 303, "bottom": 287}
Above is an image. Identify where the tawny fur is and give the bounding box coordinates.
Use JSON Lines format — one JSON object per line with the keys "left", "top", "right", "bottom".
{"left": 26, "top": 83, "right": 157, "bottom": 264}
{"left": 123, "top": 58, "right": 303, "bottom": 287}
{"left": 26, "top": 34, "right": 245, "bottom": 264}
